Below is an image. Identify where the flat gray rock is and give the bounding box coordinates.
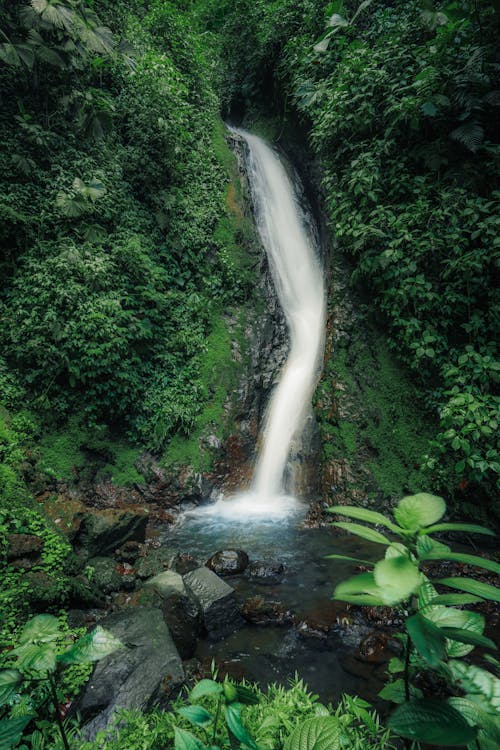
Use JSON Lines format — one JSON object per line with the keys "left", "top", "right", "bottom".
{"left": 184, "top": 566, "right": 242, "bottom": 639}
{"left": 78, "top": 607, "right": 183, "bottom": 739}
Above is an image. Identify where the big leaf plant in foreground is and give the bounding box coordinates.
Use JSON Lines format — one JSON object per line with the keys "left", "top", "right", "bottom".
{"left": 329, "top": 493, "right": 500, "bottom": 748}
{"left": 0, "top": 615, "right": 123, "bottom": 750}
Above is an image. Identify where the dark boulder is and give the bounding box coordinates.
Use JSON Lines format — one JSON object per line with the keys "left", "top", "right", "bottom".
{"left": 7, "top": 534, "right": 44, "bottom": 566}
{"left": 184, "top": 566, "right": 243, "bottom": 640}
{"left": 88, "top": 557, "right": 122, "bottom": 595}
{"left": 246, "top": 559, "right": 286, "bottom": 585}
{"left": 78, "top": 607, "right": 184, "bottom": 740}
{"left": 146, "top": 571, "right": 201, "bottom": 658}
{"left": 206, "top": 549, "right": 249, "bottom": 577}
{"left": 75, "top": 509, "right": 148, "bottom": 558}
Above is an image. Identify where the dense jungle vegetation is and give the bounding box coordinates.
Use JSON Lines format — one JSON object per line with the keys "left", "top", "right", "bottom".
{"left": 0, "top": 1, "right": 499, "bottom": 749}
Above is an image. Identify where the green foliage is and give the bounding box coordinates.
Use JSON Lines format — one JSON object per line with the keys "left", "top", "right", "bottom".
{"left": 78, "top": 677, "right": 394, "bottom": 750}
{"left": 330, "top": 491, "right": 500, "bottom": 746}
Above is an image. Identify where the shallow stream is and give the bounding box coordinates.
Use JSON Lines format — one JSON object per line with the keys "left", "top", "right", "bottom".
{"left": 163, "top": 507, "right": 388, "bottom": 705}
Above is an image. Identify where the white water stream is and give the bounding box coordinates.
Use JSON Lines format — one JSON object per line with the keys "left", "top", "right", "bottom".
{"left": 199, "top": 129, "right": 325, "bottom": 520}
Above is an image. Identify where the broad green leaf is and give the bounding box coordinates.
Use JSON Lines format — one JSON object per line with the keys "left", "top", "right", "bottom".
{"left": 416, "top": 535, "right": 450, "bottom": 558}
{"left": 417, "top": 579, "right": 439, "bottom": 609}
{"left": 394, "top": 493, "right": 445, "bottom": 531}
{"left": 423, "top": 523, "right": 495, "bottom": 537}
{"left": 420, "top": 551, "right": 500, "bottom": 575}
{"left": 284, "top": 716, "right": 342, "bottom": 750}
{"left": 0, "top": 715, "right": 34, "bottom": 750}
{"left": 448, "top": 697, "right": 500, "bottom": 745}
{"left": 448, "top": 661, "right": 500, "bottom": 714}
{"left": 12, "top": 643, "right": 56, "bottom": 673}
{"left": 327, "top": 505, "right": 401, "bottom": 532}
{"left": 406, "top": 613, "right": 446, "bottom": 666}
{"left": 384, "top": 542, "right": 411, "bottom": 559}
{"left": 438, "top": 577, "right": 500, "bottom": 603}
{"left": 225, "top": 704, "right": 258, "bottom": 750}
{"left": 0, "top": 670, "right": 23, "bottom": 707}
{"left": 18, "top": 615, "right": 59, "bottom": 644}
{"left": 428, "top": 593, "right": 484, "bottom": 606}
{"left": 387, "top": 657, "right": 404, "bottom": 674}
{"left": 331, "top": 593, "right": 386, "bottom": 605}
{"left": 189, "top": 679, "right": 222, "bottom": 701}
{"left": 324, "top": 554, "right": 374, "bottom": 566}
{"left": 334, "top": 572, "right": 379, "bottom": 596}
{"left": 378, "top": 678, "right": 422, "bottom": 704}
{"left": 173, "top": 726, "right": 205, "bottom": 750}
{"left": 422, "top": 604, "right": 485, "bottom": 657}
{"left": 374, "top": 556, "right": 422, "bottom": 604}
{"left": 439, "top": 627, "right": 497, "bottom": 651}
{"left": 58, "top": 626, "right": 123, "bottom": 664}
{"left": 236, "top": 685, "right": 260, "bottom": 705}
{"left": 387, "top": 698, "right": 478, "bottom": 745}
{"left": 331, "top": 522, "right": 391, "bottom": 545}
{"left": 178, "top": 705, "right": 213, "bottom": 727}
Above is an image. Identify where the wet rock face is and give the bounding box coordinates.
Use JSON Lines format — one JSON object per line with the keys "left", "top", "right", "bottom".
{"left": 6, "top": 534, "right": 44, "bottom": 570}
{"left": 75, "top": 509, "right": 148, "bottom": 558}
{"left": 246, "top": 559, "right": 286, "bottom": 585}
{"left": 183, "top": 566, "right": 243, "bottom": 640}
{"left": 78, "top": 607, "right": 184, "bottom": 740}
{"left": 206, "top": 549, "right": 249, "bottom": 577}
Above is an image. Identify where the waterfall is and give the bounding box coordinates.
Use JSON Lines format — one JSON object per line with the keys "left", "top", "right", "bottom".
{"left": 196, "top": 129, "right": 325, "bottom": 520}
{"left": 241, "top": 131, "right": 325, "bottom": 498}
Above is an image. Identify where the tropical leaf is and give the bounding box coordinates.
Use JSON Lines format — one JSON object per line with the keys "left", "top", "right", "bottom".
{"left": 438, "top": 578, "right": 500, "bottom": 603}
{"left": 18, "top": 615, "right": 60, "bottom": 645}
{"left": 325, "top": 554, "right": 374, "bottom": 566}
{"left": 420, "top": 551, "right": 500, "bottom": 575}
{"left": 173, "top": 726, "right": 204, "bottom": 750}
{"left": 448, "top": 661, "right": 500, "bottom": 714}
{"left": 0, "top": 715, "right": 34, "bottom": 750}
{"left": 225, "top": 704, "right": 258, "bottom": 750}
{"left": 387, "top": 698, "right": 478, "bottom": 745}
{"left": 394, "top": 493, "right": 445, "bottom": 531}
{"left": 422, "top": 523, "right": 495, "bottom": 537}
{"left": 284, "top": 716, "right": 342, "bottom": 750}
{"left": 178, "top": 705, "right": 213, "bottom": 728}
{"left": 0, "top": 670, "right": 23, "bottom": 707}
{"left": 439, "top": 627, "right": 497, "bottom": 651}
{"left": 58, "top": 626, "right": 123, "bottom": 664}
{"left": 373, "top": 555, "right": 422, "bottom": 605}
{"left": 327, "top": 505, "right": 402, "bottom": 533}
{"left": 406, "top": 613, "right": 446, "bottom": 666}
{"left": 189, "top": 679, "right": 222, "bottom": 700}
{"left": 331, "top": 522, "right": 391, "bottom": 545}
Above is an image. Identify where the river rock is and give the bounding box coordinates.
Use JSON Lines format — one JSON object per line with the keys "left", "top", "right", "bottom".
{"left": 7, "top": 533, "right": 44, "bottom": 561}
{"left": 78, "top": 607, "right": 184, "bottom": 739}
{"left": 75, "top": 509, "right": 148, "bottom": 558}
{"left": 135, "top": 547, "right": 178, "bottom": 579}
{"left": 88, "top": 557, "right": 122, "bottom": 594}
{"left": 246, "top": 559, "right": 286, "bottom": 584}
{"left": 184, "top": 566, "right": 242, "bottom": 639}
{"left": 206, "top": 549, "right": 249, "bottom": 576}
{"left": 114, "top": 540, "right": 142, "bottom": 564}
{"left": 146, "top": 571, "right": 201, "bottom": 658}
{"left": 242, "top": 596, "right": 295, "bottom": 626}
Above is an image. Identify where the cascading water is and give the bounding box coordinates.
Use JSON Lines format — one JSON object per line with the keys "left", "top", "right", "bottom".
{"left": 243, "top": 131, "right": 325, "bottom": 494}
{"left": 198, "top": 129, "right": 325, "bottom": 519}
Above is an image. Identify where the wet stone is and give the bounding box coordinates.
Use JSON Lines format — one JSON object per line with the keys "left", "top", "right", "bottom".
{"left": 206, "top": 549, "right": 249, "bottom": 577}
{"left": 246, "top": 559, "right": 286, "bottom": 585}
{"left": 184, "top": 566, "right": 243, "bottom": 640}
